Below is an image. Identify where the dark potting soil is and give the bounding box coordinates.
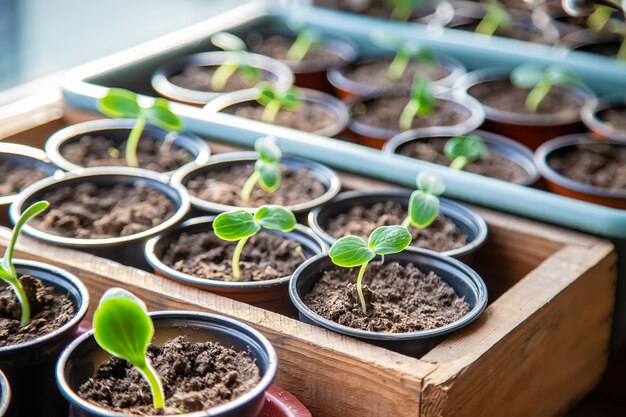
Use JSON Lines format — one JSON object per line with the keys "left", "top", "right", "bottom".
{"left": 575, "top": 41, "right": 622, "bottom": 57}
{"left": 598, "top": 106, "right": 626, "bottom": 131}
{"left": 468, "top": 79, "right": 583, "bottom": 118}
{"left": 397, "top": 137, "right": 529, "bottom": 183}
{"left": 77, "top": 336, "right": 260, "bottom": 416}
{"left": 250, "top": 35, "right": 345, "bottom": 68}
{"left": 453, "top": 21, "right": 547, "bottom": 43}
{"left": 168, "top": 65, "right": 269, "bottom": 93}
{"left": 342, "top": 58, "right": 452, "bottom": 89}
{"left": 548, "top": 142, "right": 626, "bottom": 191}
{"left": 0, "top": 161, "right": 48, "bottom": 197}
{"left": 162, "top": 231, "right": 306, "bottom": 282}
{"left": 351, "top": 96, "right": 468, "bottom": 132}
{"left": 0, "top": 275, "right": 75, "bottom": 347}
{"left": 314, "top": 0, "right": 437, "bottom": 19}
{"left": 303, "top": 261, "right": 470, "bottom": 333}
{"left": 61, "top": 135, "right": 193, "bottom": 172}
{"left": 325, "top": 200, "right": 467, "bottom": 252}
{"left": 186, "top": 163, "right": 326, "bottom": 208}
{"left": 30, "top": 182, "right": 175, "bottom": 239}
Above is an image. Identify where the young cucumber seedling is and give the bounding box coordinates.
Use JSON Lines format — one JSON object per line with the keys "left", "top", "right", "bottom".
{"left": 0, "top": 201, "right": 49, "bottom": 326}
{"left": 475, "top": 0, "right": 512, "bottom": 36}
{"left": 385, "top": 0, "right": 427, "bottom": 21}
{"left": 510, "top": 64, "right": 581, "bottom": 113}
{"left": 330, "top": 225, "right": 412, "bottom": 313}
{"left": 401, "top": 171, "right": 446, "bottom": 230}
{"left": 210, "top": 32, "right": 260, "bottom": 91}
{"left": 588, "top": 6, "right": 626, "bottom": 61}
{"left": 287, "top": 26, "right": 323, "bottom": 62}
{"left": 97, "top": 88, "right": 184, "bottom": 168}
{"left": 241, "top": 136, "right": 282, "bottom": 204}
{"left": 371, "top": 32, "right": 436, "bottom": 81}
{"left": 444, "top": 135, "right": 490, "bottom": 170}
{"left": 256, "top": 81, "right": 302, "bottom": 123}
{"left": 93, "top": 288, "right": 164, "bottom": 410}
{"left": 213, "top": 205, "right": 296, "bottom": 281}
{"left": 399, "top": 76, "right": 436, "bottom": 131}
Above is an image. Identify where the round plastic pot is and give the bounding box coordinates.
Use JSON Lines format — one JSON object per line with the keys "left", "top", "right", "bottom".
{"left": 151, "top": 51, "right": 294, "bottom": 106}
{"left": 456, "top": 68, "right": 594, "bottom": 150}
{"left": 0, "top": 370, "right": 9, "bottom": 417}
{"left": 289, "top": 251, "right": 488, "bottom": 356}
{"left": 534, "top": 133, "right": 626, "bottom": 208}
{"left": 0, "top": 143, "right": 59, "bottom": 226}
{"left": 260, "top": 385, "right": 311, "bottom": 417}
{"left": 384, "top": 128, "right": 540, "bottom": 185}
{"left": 145, "top": 216, "right": 328, "bottom": 316}
{"left": 308, "top": 190, "right": 487, "bottom": 264}
{"left": 203, "top": 87, "right": 350, "bottom": 138}
{"left": 45, "top": 118, "right": 211, "bottom": 175}
{"left": 57, "top": 311, "right": 277, "bottom": 417}
{"left": 10, "top": 167, "right": 190, "bottom": 269}
{"left": 172, "top": 152, "right": 341, "bottom": 220}
{"left": 0, "top": 260, "right": 89, "bottom": 417}
{"left": 582, "top": 96, "right": 626, "bottom": 141}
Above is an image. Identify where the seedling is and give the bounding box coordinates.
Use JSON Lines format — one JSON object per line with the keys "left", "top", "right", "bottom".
{"left": 329, "top": 225, "right": 412, "bottom": 313}
{"left": 593, "top": 10, "right": 626, "bottom": 61}
{"left": 475, "top": 0, "right": 512, "bottom": 36}
{"left": 210, "top": 32, "right": 260, "bottom": 91}
{"left": 371, "top": 32, "right": 436, "bottom": 81}
{"left": 510, "top": 64, "right": 581, "bottom": 113}
{"left": 213, "top": 205, "right": 296, "bottom": 281}
{"left": 255, "top": 81, "right": 302, "bottom": 123}
{"left": 401, "top": 171, "right": 446, "bottom": 229}
{"left": 385, "top": 0, "right": 428, "bottom": 21}
{"left": 287, "top": 27, "right": 323, "bottom": 62}
{"left": 93, "top": 288, "right": 164, "bottom": 410}
{"left": 97, "top": 88, "right": 184, "bottom": 168}
{"left": 241, "top": 136, "right": 282, "bottom": 204}
{"left": 399, "top": 76, "right": 436, "bottom": 131}
{"left": 444, "top": 135, "right": 490, "bottom": 170}
{"left": 587, "top": 4, "right": 617, "bottom": 33}
{"left": 0, "top": 201, "right": 49, "bottom": 326}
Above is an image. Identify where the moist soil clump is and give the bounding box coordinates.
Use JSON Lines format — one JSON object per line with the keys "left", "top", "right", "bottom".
{"left": 304, "top": 261, "right": 470, "bottom": 333}
{"left": 0, "top": 275, "right": 75, "bottom": 347}
{"left": 250, "top": 35, "right": 345, "bottom": 68}
{"left": 168, "top": 65, "right": 268, "bottom": 93}
{"left": 162, "top": 231, "right": 306, "bottom": 282}
{"left": 0, "top": 161, "right": 48, "bottom": 197}
{"left": 598, "top": 105, "right": 626, "bottom": 131}
{"left": 342, "top": 59, "right": 452, "bottom": 88}
{"left": 77, "top": 336, "right": 260, "bottom": 415}
{"left": 30, "top": 182, "right": 175, "bottom": 238}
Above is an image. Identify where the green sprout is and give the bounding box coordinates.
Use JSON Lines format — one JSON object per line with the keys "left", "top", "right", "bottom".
{"left": 93, "top": 288, "right": 164, "bottom": 410}
{"left": 255, "top": 82, "right": 302, "bottom": 123}
{"left": 475, "top": 0, "right": 512, "bottom": 36}
{"left": 0, "top": 201, "right": 49, "bottom": 326}
{"left": 210, "top": 32, "right": 260, "bottom": 91}
{"left": 286, "top": 27, "right": 323, "bottom": 62}
{"left": 385, "top": 0, "right": 427, "bottom": 21}
{"left": 241, "top": 136, "right": 282, "bottom": 204}
{"left": 329, "top": 225, "right": 412, "bottom": 313}
{"left": 401, "top": 171, "right": 446, "bottom": 230}
{"left": 213, "top": 205, "right": 296, "bottom": 281}
{"left": 97, "top": 88, "right": 184, "bottom": 168}
{"left": 370, "top": 33, "right": 436, "bottom": 81}
{"left": 399, "top": 76, "right": 436, "bottom": 131}
{"left": 589, "top": 7, "right": 626, "bottom": 61}
{"left": 510, "top": 64, "right": 581, "bottom": 113}
{"left": 444, "top": 135, "right": 490, "bottom": 170}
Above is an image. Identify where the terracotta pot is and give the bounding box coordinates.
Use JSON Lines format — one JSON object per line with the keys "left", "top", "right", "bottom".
{"left": 260, "top": 386, "right": 311, "bottom": 417}
{"left": 582, "top": 96, "right": 626, "bottom": 141}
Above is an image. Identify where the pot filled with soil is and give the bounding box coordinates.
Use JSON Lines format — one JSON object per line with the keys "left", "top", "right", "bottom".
{"left": 534, "top": 133, "right": 626, "bottom": 208}
{"left": 10, "top": 168, "right": 190, "bottom": 268}
{"left": 582, "top": 96, "right": 626, "bottom": 141}
{"left": 0, "top": 370, "right": 9, "bottom": 416}
{"left": 314, "top": 0, "right": 455, "bottom": 24}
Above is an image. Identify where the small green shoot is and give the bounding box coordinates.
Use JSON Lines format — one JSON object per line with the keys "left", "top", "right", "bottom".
{"left": 444, "top": 135, "right": 490, "bottom": 170}
{"left": 385, "top": 0, "right": 427, "bottom": 21}
{"left": 210, "top": 32, "right": 260, "bottom": 91}
{"left": 213, "top": 205, "right": 296, "bottom": 281}
{"left": 401, "top": 171, "right": 446, "bottom": 230}
{"left": 287, "top": 27, "right": 323, "bottom": 62}
{"left": 510, "top": 64, "right": 581, "bottom": 113}
{"left": 587, "top": 5, "right": 617, "bottom": 33}
{"left": 370, "top": 32, "right": 436, "bottom": 81}
{"left": 92, "top": 288, "right": 165, "bottom": 410}
{"left": 0, "top": 201, "right": 49, "bottom": 326}
{"left": 97, "top": 89, "right": 184, "bottom": 168}
{"left": 399, "top": 76, "right": 436, "bottom": 131}
{"left": 592, "top": 9, "right": 626, "bottom": 61}
{"left": 329, "top": 226, "right": 412, "bottom": 313}
{"left": 475, "top": 0, "right": 512, "bottom": 36}
{"left": 241, "top": 136, "right": 282, "bottom": 203}
{"left": 255, "top": 82, "right": 302, "bottom": 123}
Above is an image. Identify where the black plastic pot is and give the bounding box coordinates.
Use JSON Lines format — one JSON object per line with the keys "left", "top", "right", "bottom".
{"left": 172, "top": 152, "right": 341, "bottom": 219}
{"left": 0, "top": 370, "right": 9, "bottom": 417}
{"left": 289, "top": 251, "right": 488, "bottom": 356}
{"left": 383, "top": 129, "right": 540, "bottom": 185}
{"left": 145, "top": 216, "right": 328, "bottom": 316}
{"left": 0, "top": 260, "right": 89, "bottom": 417}
{"left": 582, "top": 96, "right": 626, "bottom": 142}
{"left": 308, "top": 190, "right": 487, "bottom": 263}
{"left": 10, "top": 167, "right": 190, "bottom": 269}
{"left": 45, "top": 118, "right": 211, "bottom": 175}
{"left": 151, "top": 51, "right": 294, "bottom": 106}
{"left": 57, "top": 311, "right": 277, "bottom": 417}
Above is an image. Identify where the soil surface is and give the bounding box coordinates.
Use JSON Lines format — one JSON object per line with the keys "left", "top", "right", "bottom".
{"left": 61, "top": 135, "right": 193, "bottom": 172}
{"left": 548, "top": 142, "right": 626, "bottom": 191}
{"left": 250, "top": 35, "right": 345, "bottom": 69}
{"left": 78, "top": 336, "right": 260, "bottom": 416}
{"left": 469, "top": 79, "right": 583, "bottom": 118}
{"left": 397, "top": 137, "right": 529, "bottom": 183}
{"left": 342, "top": 58, "right": 451, "bottom": 89}
{"left": 0, "top": 275, "right": 75, "bottom": 347}
{"left": 168, "top": 65, "right": 269, "bottom": 93}
{"left": 186, "top": 163, "right": 326, "bottom": 208}
{"left": 575, "top": 41, "right": 622, "bottom": 57}
{"left": 30, "top": 182, "right": 175, "bottom": 239}
{"left": 351, "top": 96, "right": 468, "bottom": 132}
{"left": 0, "top": 161, "right": 48, "bottom": 197}
{"left": 314, "top": 0, "right": 437, "bottom": 20}
{"left": 598, "top": 105, "right": 626, "bottom": 131}
{"left": 303, "top": 261, "right": 470, "bottom": 333}
{"left": 453, "top": 20, "right": 547, "bottom": 43}
{"left": 325, "top": 200, "right": 467, "bottom": 252}
{"left": 162, "top": 230, "right": 306, "bottom": 282}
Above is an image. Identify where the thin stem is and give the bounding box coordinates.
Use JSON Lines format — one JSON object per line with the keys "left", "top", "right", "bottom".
{"left": 232, "top": 236, "right": 250, "bottom": 281}
{"left": 401, "top": 216, "right": 412, "bottom": 229}
{"left": 356, "top": 263, "right": 369, "bottom": 314}
{"left": 387, "top": 52, "right": 409, "bottom": 80}
{"left": 138, "top": 361, "right": 165, "bottom": 410}
{"left": 475, "top": 16, "right": 498, "bottom": 36}
{"left": 449, "top": 156, "right": 469, "bottom": 171}
{"left": 14, "top": 283, "right": 30, "bottom": 327}
{"left": 617, "top": 38, "right": 626, "bottom": 61}
{"left": 399, "top": 99, "right": 418, "bottom": 131}
{"left": 240, "top": 171, "right": 260, "bottom": 203}
{"left": 125, "top": 113, "right": 146, "bottom": 168}
{"left": 287, "top": 35, "right": 313, "bottom": 62}
{"left": 525, "top": 79, "right": 552, "bottom": 113}
{"left": 391, "top": 4, "right": 412, "bottom": 21}
{"left": 211, "top": 62, "right": 239, "bottom": 91}
{"left": 261, "top": 100, "right": 282, "bottom": 123}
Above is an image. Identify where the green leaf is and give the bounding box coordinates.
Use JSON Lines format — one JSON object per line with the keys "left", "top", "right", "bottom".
{"left": 256, "top": 160, "right": 281, "bottom": 192}
{"left": 416, "top": 171, "right": 446, "bottom": 196}
{"left": 368, "top": 225, "right": 412, "bottom": 255}
{"left": 211, "top": 31, "right": 247, "bottom": 52}
{"left": 408, "top": 190, "right": 440, "bottom": 228}
{"left": 213, "top": 210, "right": 261, "bottom": 241}
{"left": 281, "top": 87, "right": 302, "bottom": 110}
{"left": 510, "top": 64, "right": 545, "bottom": 88}
{"left": 410, "top": 76, "right": 435, "bottom": 116}
{"left": 545, "top": 67, "right": 580, "bottom": 87}
{"left": 329, "top": 236, "right": 375, "bottom": 267}
{"left": 444, "top": 135, "right": 490, "bottom": 162}
{"left": 97, "top": 88, "right": 141, "bottom": 118}
{"left": 256, "top": 82, "right": 278, "bottom": 106}
{"left": 145, "top": 99, "right": 184, "bottom": 132}
{"left": 255, "top": 135, "right": 282, "bottom": 163}
{"left": 254, "top": 205, "right": 296, "bottom": 231}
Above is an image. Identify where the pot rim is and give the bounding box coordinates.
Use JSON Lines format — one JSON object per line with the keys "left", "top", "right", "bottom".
{"left": 56, "top": 310, "right": 278, "bottom": 417}
{"left": 0, "top": 369, "right": 9, "bottom": 416}
{"left": 581, "top": 96, "right": 626, "bottom": 141}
